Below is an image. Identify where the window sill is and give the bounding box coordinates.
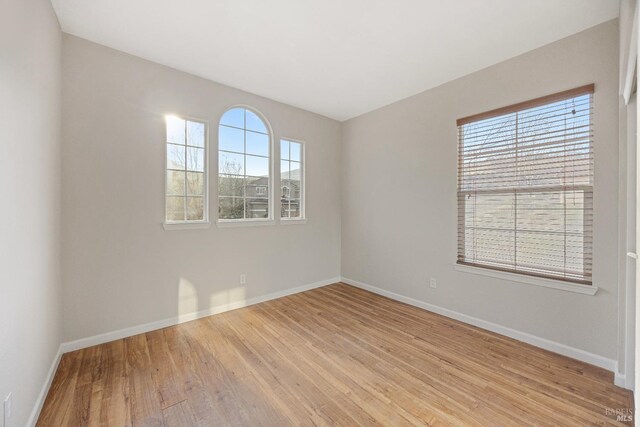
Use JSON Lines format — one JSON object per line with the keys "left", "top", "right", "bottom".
{"left": 280, "top": 218, "right": 307, "bottom": 225}
{"left": 453, "top": 264, "right": 598, "bottom": 295}
{"left": 163, "top": 221, "right": 211, "bottom": 231}
{"left": 216, "top": 219, "right": 275, "bottom": 228}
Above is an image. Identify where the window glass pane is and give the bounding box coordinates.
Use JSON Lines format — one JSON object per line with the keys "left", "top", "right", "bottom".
{"left": 246, "top": 198, "right": 269, "bottom": 218}
{"left": 219, "top": 151, "right": 244, "bottom": 175}
{"left": 281, "top": 200, "right": 290, "bottom": 218}
{"left": 186, "top": 172, "right": 204, "bottom": 196}
{"left": 289, "top": 161, "right": 301, "bottom": 181}
{"left": 245, "top": 110, "right": 267, "bottom": 134}
{"left": 516, "top": 232, "right": 565, "bottom": 272}
{"left": 246, "top": 155, "right": 269, "bottom": 176}
{"left": 167, "top": 144, "right": 185, "bottom": 170}
{"left": 246, "top": 177, "right": 268, "bottom": 199}
{"left": 219, "top": 197, "right": 245, "bottom": 219}
{"left": 282, "top": 161, "right": 301, "bottom": 200}
{"left": 166, "top": 196, "right": 185, "bottom": 221}
{"left": 290, "top": 142, "right": 301, "bottom": 161}
{"left": 187, "top": 121, "right": 205, "bottom": 147}
{"left": 565, "top": 234, "right": 587, "bottom": 275}
{"left": 167, "top": 170, "right": 186, "bottom": 195}
{"left": 281, "top": 140, "right": 290, "bottom": 160}
{"left": 467, "top": 193, "right": 515, "bottom": 232}
{"left": 220, "top": 108, "right": 244, "bottom": 128}
{"left": 187, "top": 147, "right": 204, "bottom": 172}
{"left": 281, "top": 160, "right": 290, "bottom": 180}
{"left": 186, "top": 197, "right": 204, "bottom": 221}
{"left": 281, "top": 185, "right": 291, "bottom": 199}
{"left": 246, "top": 131, "right": 269, "bottom": 157}
{"left": 166, "top": 116, "right": 185, "bottom": 144}
{"left": 290, "top": 181, "right": 301, "bottom": 200}
{"left": 219, "top": 125, "right": 244, "bottom": 153}
{"left": 469, "top": 229, "right": 515, "bottom": 267}
{"left": 254, "top": 186, "right": 268, "bottom": 198}
{"left": 565, "top": 191, "right": 588, "bottom": 234}
{"left": 516, "top": 192, "right": 564, "bottom": 233}
{"left": 287, "top": 199, "right": 301, "bottom": 218}
{"left": 218, "top": 175, "right": 246, "bottom": 197}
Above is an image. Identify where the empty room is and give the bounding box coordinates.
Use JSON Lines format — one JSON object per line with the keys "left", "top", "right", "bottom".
{"left": 2, "top": 0, "right": 640, "bottom": 425}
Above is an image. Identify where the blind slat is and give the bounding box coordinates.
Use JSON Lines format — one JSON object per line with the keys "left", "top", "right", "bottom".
{"left": 459, "top": 97, "right": 592, "bottom": 132}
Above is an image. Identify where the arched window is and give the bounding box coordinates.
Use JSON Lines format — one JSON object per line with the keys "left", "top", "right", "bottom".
{"left": 218, "top": 107, "right": 272, "bottom": 221}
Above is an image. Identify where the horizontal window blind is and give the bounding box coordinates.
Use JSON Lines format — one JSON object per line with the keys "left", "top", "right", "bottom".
{"left": 457, "top": 85, "right": 594, "bottom": 284}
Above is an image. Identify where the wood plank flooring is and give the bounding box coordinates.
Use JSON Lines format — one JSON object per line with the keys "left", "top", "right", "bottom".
{"left": 37, "top": 283, "right": 633, "bottom": 426}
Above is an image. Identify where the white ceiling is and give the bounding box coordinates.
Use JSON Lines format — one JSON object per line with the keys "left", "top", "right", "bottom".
{"left": 51, "top": 0, "right": 619, "bottom": 121}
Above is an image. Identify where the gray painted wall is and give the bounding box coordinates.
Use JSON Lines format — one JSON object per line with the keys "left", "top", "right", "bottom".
{"left": 61, "top": 35, "right": 342, "bottom": 342}
{"left": 341, "top": 20, "right": 620, "bottom": 359}
{"left": 0, "top": 0, "right": 62, "bottom": 425}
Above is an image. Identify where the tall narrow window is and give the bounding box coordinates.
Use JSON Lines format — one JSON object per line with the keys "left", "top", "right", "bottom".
{"left": 457, "top": 85, "right": 594, "bottom": 284}
{"left": 280, "top": 139, "right": 305, "bottom": 220}
{"left": 165, "top": 115, "right": 207, "bottom": 224}
{"left": 218, "top": 107, "right": 272, "bottom": 221}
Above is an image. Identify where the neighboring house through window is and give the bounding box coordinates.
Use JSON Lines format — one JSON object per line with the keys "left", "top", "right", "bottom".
{"left": 281, "top": 185, "right": 290, "bottom": 199}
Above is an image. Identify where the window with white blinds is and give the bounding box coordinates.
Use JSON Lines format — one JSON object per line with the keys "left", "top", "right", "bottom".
{"left": 457, "top": 85, "right": 594, "bottom": 284}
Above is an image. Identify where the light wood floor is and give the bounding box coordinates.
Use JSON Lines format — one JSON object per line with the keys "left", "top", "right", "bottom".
{"left": 37, "top": 283, "right": 633, "bottom": 426}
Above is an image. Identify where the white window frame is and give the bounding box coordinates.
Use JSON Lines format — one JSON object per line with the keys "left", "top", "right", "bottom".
{"left": 163, "top": 114, "right": 210, "bottom": 231}
{"left": 216, "top": 105, "right": 275, "bottom": 227}
{"left": 280, "top": 138, "right": 306, "bottom": 224}
{"left": 455, "top": 86, "right": 597, "bottom": 294}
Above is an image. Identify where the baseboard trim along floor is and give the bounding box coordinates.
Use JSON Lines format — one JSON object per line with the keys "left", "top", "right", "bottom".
{"left": 340, "top": 277, "right": 620, "bottom": 378}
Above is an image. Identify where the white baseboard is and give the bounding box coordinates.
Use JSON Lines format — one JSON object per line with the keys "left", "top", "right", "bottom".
{"left": 340, "top": 277, "right": 620, "bottom": 377}
{"left": 615, "top": 372, "right": 627, "bottom": 388}
{"left": 27, "top": 345, "right": 63, "bottom": 427}
{"left": 614, "top": 371, "right": 635, "bottom": 390}
{"left": 60, "top": 277, "right": 341, "bottom": 354}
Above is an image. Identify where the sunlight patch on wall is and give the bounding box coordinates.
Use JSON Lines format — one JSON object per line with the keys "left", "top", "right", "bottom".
{"left": 178, "top": 278, "right": 198, "bottom": 316}
{"left": 210, "top": 286, "right": 247, "bottom": 311}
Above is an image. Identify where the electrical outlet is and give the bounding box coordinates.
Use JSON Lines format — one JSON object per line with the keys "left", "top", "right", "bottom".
{"left": 240, "top": 274, "right": 246, "bottom": 285}
{"left": 429, "top": 277, "right": 437, "bottom": 289}
{"left": 4, "top": 392, "right": 12, "bottom": 426}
